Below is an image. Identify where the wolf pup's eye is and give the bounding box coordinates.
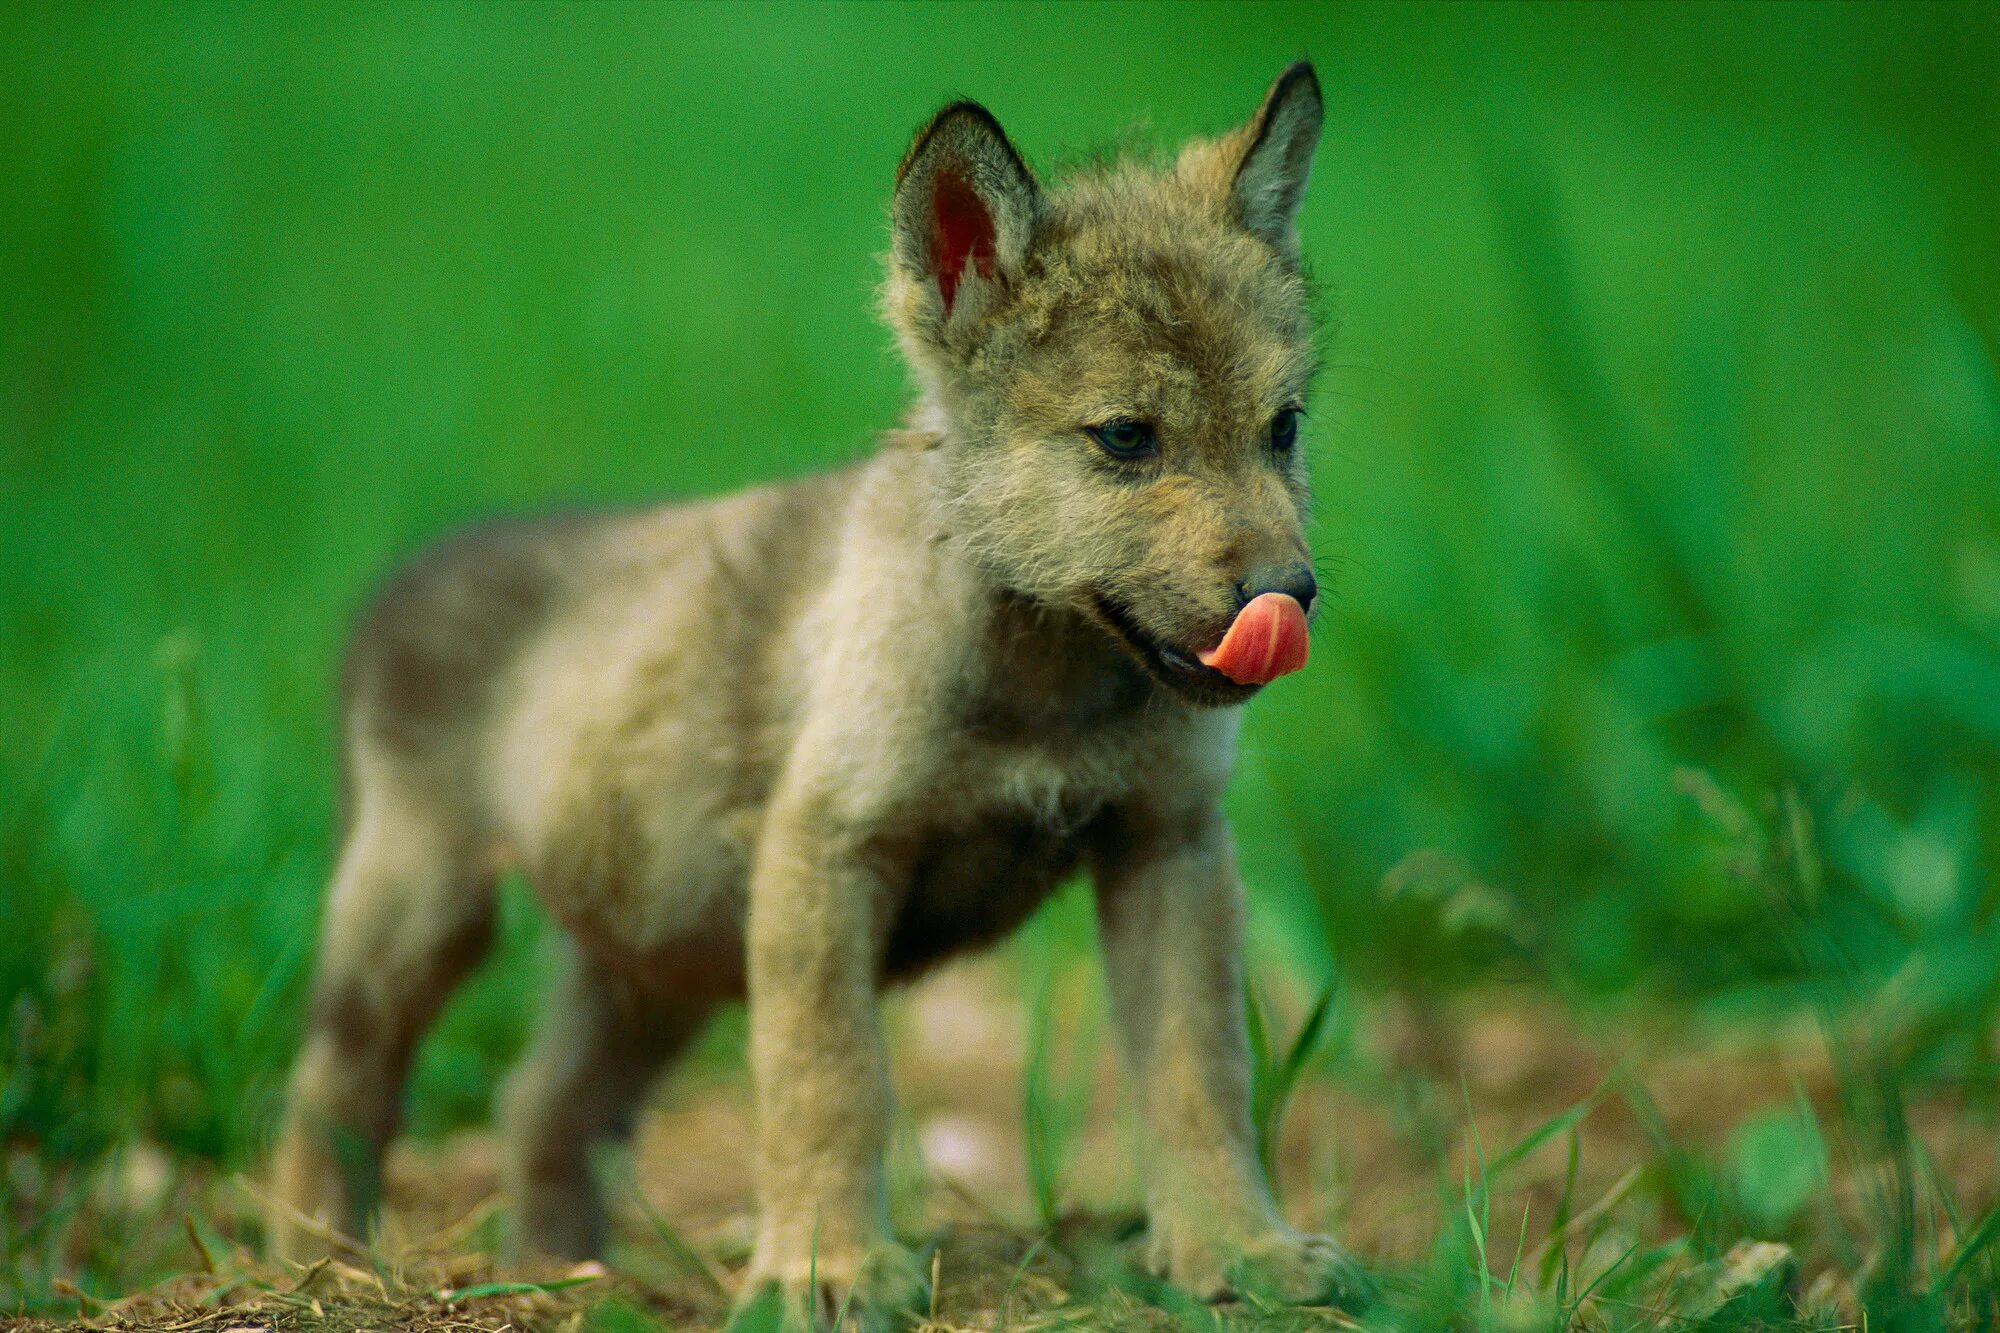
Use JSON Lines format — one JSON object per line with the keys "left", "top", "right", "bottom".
{"left": 1086, "top": 419, "right": 1158, "bottom": 461}
{"left": 1269, "top": 407, "right": 1302, "bottom": 453}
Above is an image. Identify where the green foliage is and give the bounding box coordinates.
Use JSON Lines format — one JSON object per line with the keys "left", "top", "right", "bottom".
{"left": 1724, "top": 1106, "right": 1826, "bottom": 1234}
{"left": 1245, "top": 979, "right": 1339, "bottom": 1188}
{"left": 723, "top": 1286, "right": 786, "bottom": 1333}
{"left": 586, "top": 1296, "right": 675, "bottom": 1333}
{"left": 1021, "top": 970, "right": 1097, "bottom": 1235}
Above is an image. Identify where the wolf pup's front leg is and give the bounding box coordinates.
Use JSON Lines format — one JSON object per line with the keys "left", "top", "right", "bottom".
{"left": 1092, "top": 802, "right": 1370, "bottom": 1308}
{"left": 741, "top": 795, "right": 928, "bottom": 1330}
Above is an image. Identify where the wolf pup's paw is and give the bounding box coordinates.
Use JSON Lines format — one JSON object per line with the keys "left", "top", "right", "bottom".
{"left": 736, "top": 1241, "right": 929, "bottom": 1333}
{"left": 1230, "top": 1230, "right": 1373, "bottom": 1308}
{"left": 1149, "top": 1226, "right": 1372, "bottom": 1309}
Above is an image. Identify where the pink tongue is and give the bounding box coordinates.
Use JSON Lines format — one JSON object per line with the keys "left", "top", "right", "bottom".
{"left": 1197, "top": 592, "right": 1310, "bottom": 686}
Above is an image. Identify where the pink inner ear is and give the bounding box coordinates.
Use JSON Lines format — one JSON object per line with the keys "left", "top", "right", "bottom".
{"left": 932, "top": 168, "right": 997, "bottom": 316}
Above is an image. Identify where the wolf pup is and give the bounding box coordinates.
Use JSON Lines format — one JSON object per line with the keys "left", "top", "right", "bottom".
{"left": 271, "top": 61, "right": 1360, "bottom": 1326}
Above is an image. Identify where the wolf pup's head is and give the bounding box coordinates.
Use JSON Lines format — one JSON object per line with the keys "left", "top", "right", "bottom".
{"left": 885, "top": 64, "right": 1325, "bottom": 708}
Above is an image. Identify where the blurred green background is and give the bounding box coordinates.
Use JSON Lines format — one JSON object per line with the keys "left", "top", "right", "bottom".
{"left": 4, "top": 0, "right": 1998, "bottom": 1278}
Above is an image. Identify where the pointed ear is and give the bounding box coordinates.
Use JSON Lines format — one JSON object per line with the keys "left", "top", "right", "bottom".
{"left": 891, "top": 101, "right": 1039, "bottom": 336}
{"left": 1231, "top": 61, "right": 1323, "bottom": 256}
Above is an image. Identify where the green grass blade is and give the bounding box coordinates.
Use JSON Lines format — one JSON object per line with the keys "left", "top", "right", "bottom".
{"left": 440, "top": 1276, "right": 601, "bottom": 1301}
{"left": 1934, "top": 1202, "right": 2000, "bottom": 1297}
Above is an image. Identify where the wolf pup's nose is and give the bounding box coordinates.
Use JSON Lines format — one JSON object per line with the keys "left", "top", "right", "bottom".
{"left": 1238, "top": 565, "right": 1317, "bottom": 616}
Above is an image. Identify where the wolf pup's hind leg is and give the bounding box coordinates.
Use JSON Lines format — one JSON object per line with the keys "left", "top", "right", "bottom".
{"left": 501, "top": 948, "right": 712, "bottom": 1260}
{"left": 270, "top": 747, "right": 498, "bottom": 1259}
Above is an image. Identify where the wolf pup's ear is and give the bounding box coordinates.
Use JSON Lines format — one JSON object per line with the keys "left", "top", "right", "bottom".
{"left": 1231, "top": 61, "right": 1323, "bottom": 257}
{"left": 891, "top": 101, "right": 1040, "bottom": 339}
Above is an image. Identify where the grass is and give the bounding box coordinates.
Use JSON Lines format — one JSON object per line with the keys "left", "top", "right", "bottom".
{"left": 4, "top": 0, "right": 2000, "bottom": 1328}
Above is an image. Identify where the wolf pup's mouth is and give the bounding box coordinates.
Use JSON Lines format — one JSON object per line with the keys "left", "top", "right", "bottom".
{"left": 1090, "top": 592, "right": 1275, "bottom": 706}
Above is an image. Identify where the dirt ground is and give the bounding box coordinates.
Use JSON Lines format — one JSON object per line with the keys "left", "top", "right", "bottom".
{"left": 17, "top": 958, "right": 2000, "bottom": 1331}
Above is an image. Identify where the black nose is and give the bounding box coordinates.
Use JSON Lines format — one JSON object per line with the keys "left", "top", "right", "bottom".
{"left": 1238, "top": 564, "right": 1317, "bottom": 613}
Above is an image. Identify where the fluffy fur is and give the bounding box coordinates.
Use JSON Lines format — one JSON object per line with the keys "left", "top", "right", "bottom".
{"left": 270, "top": 61, "right": 1364, "bottom": 1327}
